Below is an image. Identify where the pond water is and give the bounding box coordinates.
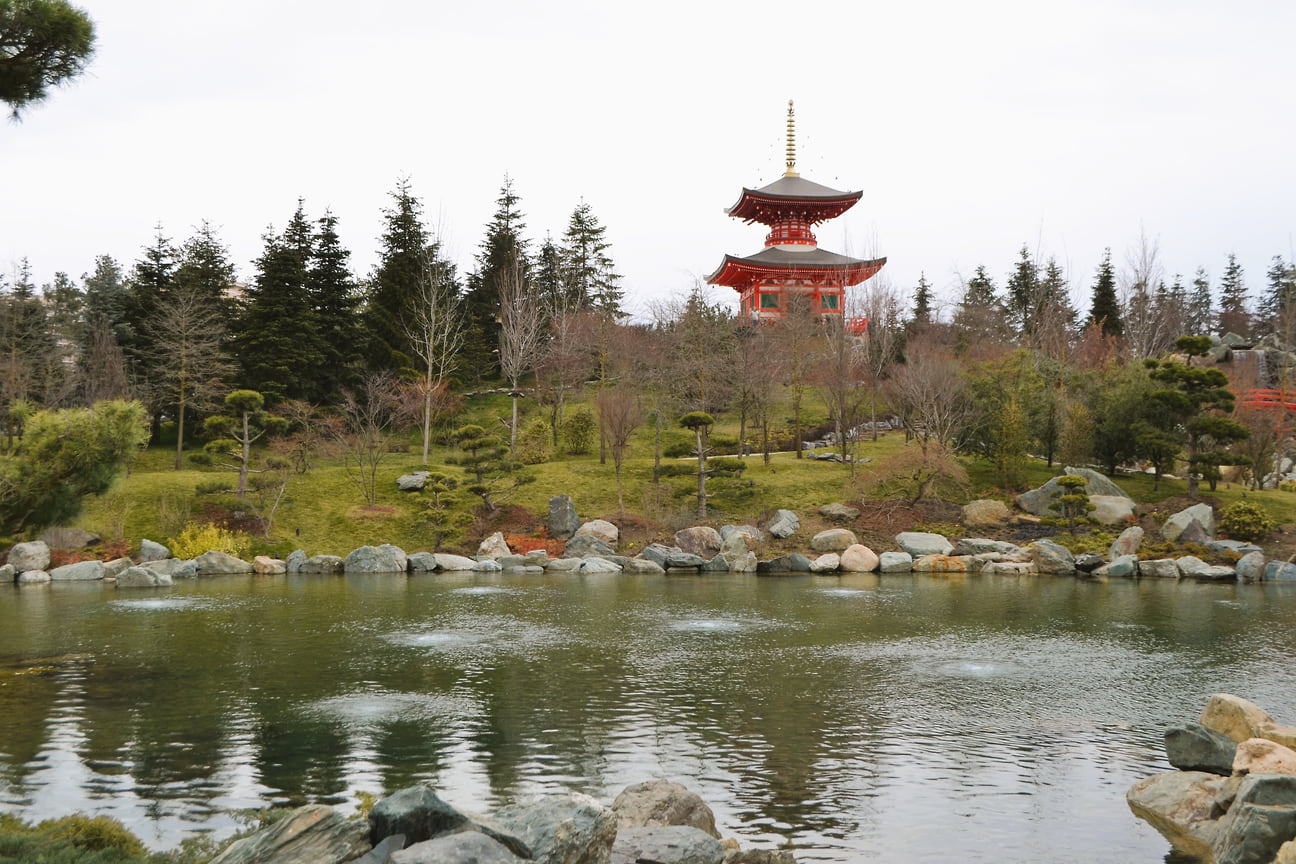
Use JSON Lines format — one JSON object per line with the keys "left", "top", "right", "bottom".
{"left": 3, "top": 571, "right": 1295, "bottom": 862}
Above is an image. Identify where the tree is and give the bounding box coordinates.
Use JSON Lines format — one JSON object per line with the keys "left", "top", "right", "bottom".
{"left": 886, "top": 343, "right": 969, "bottom": 502}
{"left": 404, "top": 239, "right": 465, "bottom": 465}
{"left": 1185, "top": 268, "right": 1213, "bottom": 337}
{"left": 308, "top": 210, "right": 365, "bottom": 402}
{"left": 952, "top": 265, "right": 1010, "bottom": 353}
{"left": 463, "top": 177, "right": 529, "bottom": 383}
{"left": 817, "top": 314, "right": 868, "bottom": 472}
{"left": 560, "top": 200, "right": 622, "bottom": 315}
{"left": 775, "top": 293, "right": 819, "bottom": 458}
{"left": 174, "top": 220, "right": 235, "bottom": 310}
{"left": 0, "top": 259, "right": 50, "bottom": 442}
{"left": 596, "top": 387, "right": 641, "bottom": 517}
{"left": 669, "top": 284, "right": 735, "bottom": 416}
{"left": 680, "top": 411, "right": 714, "bottom": 520}
{"left": 1087, "top": 248, "right": 1122, "bottom": 338}
{"left": 859, "top": 276, "right": 903, "bottom": 442}
{"left": 450, "top": 423, "right": 531, "bottom": 512}
{"left": 1049, "top": 475, "right": 1095, "bottom": 535}
{"left": 1262, "top": 255, "right": 1296, "bottom": 339}
{"left": 202, "top": 390, "right": 287, "bottom": 498}
{"left": 122, "top": 226, "right": 177, "bottom": 431}
{"left": 326, "top": 374, "right": 401, "bottom": 507}
{"left": 0, "top": 0, "right": 94, "bottom": 117}
{"left": 911, "top": 272, "right": 934, "bottom": 327}
{"left": 365, "top": 178, "right": 430, "bottom": 372}
{"left": 1088, "top": 360, "right": 1157, "bottom": 476}
{"left": 1217, "top": 253, "right": 1250, "bottom": 338}
{"left": 1120, "top": 230, "right": 1173, "bottom": 359}
{"left": 497, "top": 252, "right": 545, "bottom": 454}
{"left": 1004, "top": 244, "right": 1039, "bottom": 343}
{"left": 81, "top": 254, "right": 129, "bottom": 345}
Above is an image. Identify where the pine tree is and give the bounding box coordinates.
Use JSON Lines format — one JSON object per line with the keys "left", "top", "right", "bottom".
{"left": 1186, "top": 267, "right": 1213, "bottom": 336}
{"left": 463, "top": 177, "right": 530, "bottom": 383}
{"left": 1262, "top": 255, "right": 1296, "bottom": 338}
{"left": 953, "top": 265, "right": 1009, "bottom": 349}
{"left": 1217, "top": 253, "right": 1250, "bottom": 337}
{"left": 560, "top": 199, "right": 622, "bottom": 315}
{"left": 175, "top": 221, "right": 236, "bottom": 311}
{"left": 365, "top": 177, "right": 431, "bottom": 373}
{"left": 533, "top": 234, "right": 573, "bottom": 312}
{"left": 911, "top": 272, "right": 933, "bottom": 325}
{"left": 309, "top": 211, "right": 365, "bottom": 402}
{"left": 81, "top": 254, "right": 129, "bottom": 346}
{"left": 1033, "top": 257, "right": 1075, "bottom": 351}
{"left": 1004, "top": 245, "right": 1039, "bottom": 343}
{"left": 0, "top": 259, "right": 51, "bottom": 439}
{"left": 1088, "top": 248, "right": 1122, "bottom": 338}
{"left": 122, "top": 226, "right": 177, "bottom": 396}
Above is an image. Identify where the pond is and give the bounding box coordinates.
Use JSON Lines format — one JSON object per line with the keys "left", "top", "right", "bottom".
{"left": 2, "top": 570, "right": 1294, "bottom": 862}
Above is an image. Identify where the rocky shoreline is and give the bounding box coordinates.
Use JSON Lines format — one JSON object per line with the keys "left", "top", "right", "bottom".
{"left": 208, "top": 778, "right": 792, "bottom": 864}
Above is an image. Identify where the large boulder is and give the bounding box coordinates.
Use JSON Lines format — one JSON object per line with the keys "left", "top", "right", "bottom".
{"left": 767, "top": 510, "right": 799, "bottom": 539}
{"left": 810, "top": 553, "right": 840, "bottom": 573}
{"left": 1090, "top": 495, "right": 1138, "bottom": 525}
{"left": 193, "top": 551, "right": 254, "bottom": 575}
{"left": 1106, "top": 555, "right": 1140, "bottom": 578}
{"left": 1030, "top": 539, "right": 1075, "bottom": 575}
{"left": 610, "top": 826, "right": 724, "bottom": 864}
{"left": 433, "top": 553, "right": 478, "bottom": 572}
{"left": 665, "top": 552, "right": 707, "bottom": 569}
{"left": 725, "top": 551, "right": 757, "bottom": 573}
{"left": 878, "top": 551, "right": 912, "bottom": 573}
{"left": 624, "top": 557, "right": 666, "bottom": 575}
{"left": 146, "top": 558, "right": 197, "bottom": 578}
{"left": 298, "top": 555, "right": 344, "bottom": 575}
{"left": 49, "top": 560, "right": 105, "bottom": 581}
{"left": 1202, "top": 694, "right": 1296, "bottom": 749}
{"left": 579, "top": 557, "right": 622, "bottom": 574}
{"left": 39, "top": 526, "right": 101, "bottom": 550}
{"left": 1165, "top": 723, "right": 1238, "bottom": 775}
{"left": 1236, "top": 551, "right": 1266, "bottom": 582}
{"left": 1127, "top": 770, "right": 1230, "bottom": 860}
{"left": 1177, "top": 556, "right": 1236, "bottom": 581}
{"left": 758, "top": 554, "right": 811, "bottom": 573}
{"left": 116, "top": 567, "right": 172, "bottom": 588}
{"left": 1163, "top": 503, "right": 1216, "bottom": 542}
{"left": 675, "top": 527, "right": 723, "bottom": 559}
{"left": 137, "top": 538, "right": 169, "bottom": 563}
{"left": 611, "top": 779, "right": 719, "bottom": 838}
{"left": 895, "top": 532, "right": 953, "bottom": 558}
{"left": 817, "top": 503, "right": 860, "bottom": 522}
{"left": 7, "top": 540, "right": 50, "bottom": 573}
{"left": 15, "top": 569, "right": 49, "bottom": 584}
{"left": 720, "top": 525, "right": 764, "bottom": 545}
{"left": 1212, "top": 773, "right": 1296, "bottom": 864}
{"left": 1017, "top": 468, "right": 1129, "bottom": 517}
{"left": 494, "top": 793, "right": 617, "bottom": 864}
{"left": 1109, "top": 526, "right": 1144, "bottom": 560}
{"left": 548, "top": 495, "right": 581, "bottom": 540}
{"left": 253, "top": 556, "right": 287, "bottom": 575}
{"left": 478, "top": 533, "right": 512, "bottom": 560}
{"left": 953, "top": 538, "right": 1019, "bottom": 556}
{"left": 406, "top": 552, "right": 437, "bottom": 572}
{"left": 911, "top": 555, "right": 970, "bottom": 575}
{"left": 719, "top": 531, "right": 755, "bottom": 562}
{"left": 1234, "top": 739, "right": 1296, "bottom": 777}
{"left": 369, "top": 785, "right": 529, "bottom": 856}
{"left": 392, "top": 832, "right": 519, "bottom": 863}
{"left": 345, "top": 545, "right": 408, "bottom": 574}
{"left": 839, "top": 545, "right": 879, "bottom": 572}
{"left": 1139, "top": 558, "right": 1180, "bottom": 579}
{"left": 285, "top": 549, "right": 307, "bottom": 572}
{"left": 565, "top": 534, "right": 616, "bottom": 559}
{"left": 396, "top": 472, "right": 429, "bottom": 492}
{"left": 961, "top": 499, "right": 1011, "bottom": 529}
{"left": 209, "top": 803, "right": 371, "bottom": 864}
{"left": 575, "top": 520, "right": 619, "bottom": 545}
{"left": 810, "top": 528, "right": 858, "bottom": 553}
{"left": 1266, "top": 561, "right": 1296, "bottom": 582}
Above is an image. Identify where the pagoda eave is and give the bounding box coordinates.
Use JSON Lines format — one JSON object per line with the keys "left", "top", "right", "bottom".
{"left": 725, "top": 187, "right": 862, "bottom": 224}
{"left": 706, "top": 254, "right": 887, "bottom": 290}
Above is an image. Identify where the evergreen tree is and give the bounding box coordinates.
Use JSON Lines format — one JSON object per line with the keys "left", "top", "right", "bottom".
{"left": 309, "top": 211, "right": 365, "bottom": 402}
{"left": 533, "top": 233, "right": 573, "bottom": 312}
{"left": 40, "top": 270, "right": 81, "bottom": 403}
{"left": 463, "top": 177, "right": 530, "bottom": 383}
{"left": 364, "top": 177, "right": 430, "bottom": 373}
{"left": 1217, "top": 253, "right": 1250, "bottom": 337}
{"left": 952, "top": 265, "right": 1009, "bottom": 350}
{"left": 1033, "top": 257, "right": 1075, "bottom": 351}
{"left": 122, "top": 226, "right": 177, "bottom": 396}
{"left": 911, "top": 272, "right": 933, "bottom": 326}
{"left": 1087, "top": 248, "right": 1122, "bottom": 338}
{"left": 1186, "top": 267, "right": 1213, "bottom": 336}
{"left": 174, "top": 221, "right": 236, "bottom": 311}
{"left": 0, "top": 0, "right": 96, "bottom": 117}
{"left": 560, "top": 199, "right": 622, "bottom": 315}
{"left": 81, "top": 254, "right": 129, "bottom": 346}
{"left": 1004, "top": 245, "right": 1038, "bottom": 343}
{"left": 234, "top": 201, "right": 324, "bottom": 403}
{"left": 1262, "top": 255, "right": 1296, "bottom": 337}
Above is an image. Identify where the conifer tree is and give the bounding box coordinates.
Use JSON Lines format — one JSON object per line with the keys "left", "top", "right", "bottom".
{"left": 1004, "top": 245, "right": 1039, "bottom": 342}
{"left": 81, "top": 254, "right": 129, "bottom": 346}
{"left": 1088, "top": 248, "right": 1122, "bottom": 337}
{"left": 365, "top": 178, "right": 431, "bottom": 373}
{"left": 175, "top": 221, "right": 236, "bottom": 311}
{"left": 1186, "top": 267, "right": 1213, "bottom": 337}
{"left": 0, "top": 259, "right": 50, "bottom": 433}
{"left": 1262, "top": 255, "right": 1296, "bottom": 338}
{"left": 533, "top": 234, "right": 572, "bottom": 313}
{"left": 463, "top": 177, "right": 530, "bottom": 383}
{"left": 309, "top": 211, "right": 365, "bottom": 402}
{"left": 1217, "top": 253, "right": 1250, "bottom": 337}
{"left": 953, "top": 265, "right": 1009, "bottom": 349}
{"left": 122, "top": 227, "right": 177, "bottom": 405}
{"left": 560, "top": 200, "right": 622, "bottom": 315}
{"left": 911, "top": 272, "right": 933, "bottom": 325}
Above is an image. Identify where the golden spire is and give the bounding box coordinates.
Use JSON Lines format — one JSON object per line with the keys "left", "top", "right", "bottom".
{"left": 784, "top": 99, "right": 799, "bottom": 178}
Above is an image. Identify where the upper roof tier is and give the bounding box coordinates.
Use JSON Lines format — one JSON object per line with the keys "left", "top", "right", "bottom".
{"left": 706, "top": 247, "right": 887, "bottom": 289}
{"left": 725, "top": 175, "right": 863, "bottom": 224}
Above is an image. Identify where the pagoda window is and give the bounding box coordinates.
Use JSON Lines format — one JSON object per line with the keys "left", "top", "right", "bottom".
{"left": 820, "top": 293, "right": 840, "bottom": 311}
{"left": 759, "top": 291, "right": 781, "bottom": 310}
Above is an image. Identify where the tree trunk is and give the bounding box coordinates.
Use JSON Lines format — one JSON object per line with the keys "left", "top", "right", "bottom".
{"left": 237, "top": 411, "right": 250, "bottom": 497}
{"left": 695, "top": 427, "right": 707, "bottom": 520}
{"left": 174, "top": 397, "right": 186, "bottom": 471}
{"left": 510, "top": 393, "right": 519, "bottom": 456}
{"left": 421, "top": 377, "right": 432, "bottom": 467}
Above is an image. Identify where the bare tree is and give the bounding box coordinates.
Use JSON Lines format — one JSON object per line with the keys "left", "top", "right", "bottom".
{"left": 776, "top": 293, "right": 822, "bottom": 459}
{"left": 816, "top": 316, "right": 869, "bottom": 474}
{"left": 404, "top": 244, "right": 466, "bottom": 466}
{"left": 535, "top": 294, "right": 593, "bottom": 448}
{"left": 327, "top": 373, "right": 401, "bottom": 507}
{"left": 1121, "top": 228, "right": 1175, "bottom": 359}
{"left": 886, "top": 343, "right": 970, "bottom": 502}
{"left": 856, "top": 275, "right": 903, "bottom": 441}
{"left": 497, "top": 252, "right": 545, "bottom": 454}
{"left": 79, "top": 320, "right": 131, "bottom": 405}
{"left": 596, "top": 387, "right": 642, "bottom": 516}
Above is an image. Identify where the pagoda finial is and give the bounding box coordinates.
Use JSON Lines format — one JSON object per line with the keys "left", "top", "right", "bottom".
{"left": 784, "top": 99, "right": 799, "bottom": 178}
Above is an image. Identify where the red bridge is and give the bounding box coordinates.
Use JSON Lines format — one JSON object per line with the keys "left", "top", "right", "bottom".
{"left": 1237, "top": 389, "right": 1296, "bottom": 412}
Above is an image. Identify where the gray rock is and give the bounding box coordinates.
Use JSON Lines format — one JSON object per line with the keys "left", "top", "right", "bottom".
{"left": 209, "top": 803, "right": 372, "bottom": 864}
{"left": 39, "top": 526, "right": 101, "bottom": 550}
{"left": 839, "top": 545, "right": 879, "bottom": 572}
{"left": 396, "top": 472, "right": 429, "bottom": 492}
{"left": 878, "top": 551, "right": 913, "bottom": 573}
{"left": 253, "top": 556, "right": 286, "bottom": 575}
{"left": 145, "top": 558, "right": 197, "bottom": 578}
{"left": 193, "top": 550, "right": 254, "bottom": 574}
{"left": 611, "top": 826, "right": 724, "bottom": 864}
{"left": 1031, "top": 539, "right": 1076, "bottom": 575}
{"left": 345, "top": 544, "right": 409, "bottom": 573}
{"left": 665, "top": 552, "right": 706, "bottom": 569}
{"left": 1266, "top": 561, "right": 1296, "bottom": 582}
{"left": 623, "top": 557, "right": 666, "bottom": 575}
{"left": 1177, "top": 556, "right": 1237, "bottom": 581}
{"left": 116, "top": 566, "right": 172, "bottom": 588}
{"left": 1090, "top": 495, "right": 1138, "bottom": 525}
{"left": 286, "top": 549, "right": 307, "bottom": 573}
{"left": 298, "top": 554, "right": 345, "bottom": 575}
{"left": 953, "top": 538, "right": 1019, "bottom": 556}
{"left": 1074, "top": 552, "right": 1104, "bottom": 573}
{"left": 1166, "top": 724, "right": 1238, "bottom": 775}
{"left": 0, "top": 562, "right": 15, "bottom": 581}
{"left": 548, "top": 494, "right": 581, "bottom": 540}
{"left": 611, "top": 779, "right": 719, "bottom": 837}
{"left": 478, "top": 532, "right": 512, "bottom": 559}
{"left": 810, "top": 553, "right": 841, "bottom": 573}
{"left": 564, "top": 534, "right": 616, "bottom": 559}
{"left": 719, "top": 525, "right": 763, "bottom": 544}
{"left": 640, "top": 543, "right": 677, "bottom": 567}
{"left": 960, "top": 499, "right": 1011, "bottom": 529}
{"left": 1107, "top": 554, "right": 1140, "bottom": 578}
{"left": 811, "top": 528, "right": 858, "bottom": 553}
{"left": 818, "top": 503, "right": 860, "bottom": 522}
{"left": 16, "top": 570, "right": 50, "bottom": 584}
{"left": 1017, "top": 468, "right": 1129, "bottom": 516}
{"left": 700, "top": 555, "right": 730, "bottom": 573}
{"left": 7, "top": 540, "right": 50, "bottom": 573}
{"left": 494, "top": 793, "right": 617, "bottom": 864}
{"left": 722, "top": 851, "right": 798, "bottom": 864}
{"left": 578, "top": 557, "right": 622, "bottom": 574}
{"left": 1177, "top": 519, "right": 1213, "bottom": 546}
{"left": 49, "top": 560, "right": 105, "bottom": 581}
{"left": 393, "top": 832, "right": 521, "bottom": 864}
{"left": 474, "top": 559, "right": 503, "bottom": 573}
{"left": 1064, "top": 466, "right": 1129, "bottom": 498}
{"left": 103, "top": 557, "right": 131, "bottom": 578}
{"left": 759, "top": 553, "right": 811, "bottom": 573}
{"left": 895, "top": 532, "right": 953, "bottom": 558}
{"left": 368, "top": 785, "right": 530, "bottom": 857}
{"left": 1140, "top": 558, "right": 1181, "bottom": 579}
{"left": 767, "top": 509, "right": 800, "bottom": 539}
{"left": 675, "top": 527, "right": 723, "bottom": 559}
{"left": 497, "top": 555, "right": 527, "bottom": 569}
{"left": 1109, "top": 526, "right": 1144, "bottom": 560}
{"left": 432, "top": 553, "right": 478, "bottom": 571}
{"left": 523, "top": 550, "right": 549, "bottom": 567}
{"left": 574, "top": 519, "right": 619, "bottom": 545}
{"left": 354, "top": 834, "right": 406, "bottom": 864}
{"left": 1213, "top": 773, "right": 1296, "bottom": 864}
{"left": 544, "top": 558, "right": 583, "bottom": 572}
{"left": 407, "top": 552, "right": 438, "bottom": 572}
{"left": 1163, "top": 503, "right": 1216, "bottom": 542}
{"left": 725, "top": 551, "right": 758, "bottom": 573}
{"left": 1236, "top": 551, "right": 1266, "bottom": 581}
{"left": 1210, "top": 540, "right": 1265, "bottom": 557}
{"left": 137, "top": 538, "right": 169, "bottom": 563}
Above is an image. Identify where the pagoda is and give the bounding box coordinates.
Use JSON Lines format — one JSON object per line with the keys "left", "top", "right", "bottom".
{"left": 706, "top": 102, "right": 885, "bottom": 328}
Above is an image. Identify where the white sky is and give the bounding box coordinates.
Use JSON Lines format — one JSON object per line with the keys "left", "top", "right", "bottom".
{"left": 2, "top": 0, "right": 1294, "bottom": 320}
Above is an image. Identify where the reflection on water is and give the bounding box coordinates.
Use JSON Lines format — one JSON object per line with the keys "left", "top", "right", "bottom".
{"left": 3, "top": 572, "right": 1296, "bottom": 862}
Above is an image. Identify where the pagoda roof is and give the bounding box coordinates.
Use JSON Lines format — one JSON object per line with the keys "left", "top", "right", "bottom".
{"left": 706, "top": 247, "right": 886, "bottom": 289}
{"left": 725, "top": 175, "right": 863, "bottom": 224}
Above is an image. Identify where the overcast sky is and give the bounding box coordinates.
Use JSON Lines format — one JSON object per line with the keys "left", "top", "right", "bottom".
{"left": 2, "top": 0, "right": 1294, "bottom": 320}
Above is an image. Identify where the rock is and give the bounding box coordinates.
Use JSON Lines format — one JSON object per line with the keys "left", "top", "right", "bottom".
{"left": 407, "top": 552, "right": 438, "bottom": 572}
{"left": 1017, "top": 468, "right": 1129, "bottom": 517}
{"left": 1074, "top": 552, "right": 1104, "bottom": 573}
{"left": 49, "top": 560, "right": 105, "bottom": 581}
{"left": 209, "top": 803, "right": 371, "bottom": 864}
{"left": 1177, "top": 556, "right": 1236, "bottom": 581}
{"left": 145, "top": 558, "right": 197, "bottom": 578}
{"left": 1235, "top": 739, "right": 1296, "bottom": 776}
{"left": 818, "top": 503, "right": 860, "bottom": 522}
{"left": 700, "top": 554, "right": 729, "bottom": 572}
{"left": 720, "top": 525, "right": 764, "bottom": 545}
{"left": 839, "top": 545, "right": 878, "bottom": 572}
{"left": 611, "top": 779, "right": 719, "bottom": 838}
{"left": 666, "top": 552, "right": 706, "bottom": 569}
{"left": 1109, "top": 526, "right": 1144, "bottom": 560}
{"left": 193, "top": 551, "right": 254, "bottom": 574}
{"left": 1163, "top": 503, "right": 1216, "bottom": 542}
{"left": 640, "top": 544, "right": 677, "bottom": 567}
{"left": 623, "top": 557, "right": 666, "bottom": 575}
{"left": 477, "top": 532, "right": 512, "bottom": 559}
{"left": 524, "top": 550, "right": 549, "bottom": 567}
{"left": 393, "top": 832, "right": 521, "bottom": 863}
{"left": 396, "top": 472, "right": 429, "bottom": 492}
{"left": 981, "top": 561, "right": 1037, "bottom": 576}
{"left": 1166, "top": 724, "right": 1238, "bottom": 775}
{"left": 611, "top": 826, "right": 724, "bottom": 864}
{"left": 878, "top": 551, "right": 913, "bottom": 573}
{"left": 579, "top": 557, "right": 622, "bottom": 574}
{"left": 1202, "top": 694, "right": 1296, "bottom": 748}
{"left": 1236, "top": 551, "right": 1266, "bottom": 581}
{"left": 1210, "top": 540, "right": 1265, "bottom": 557}
{"left": 1139, "top": 558, "right": 1180, "bottom": 579}
{"left": 368, "top": 785, "right": 529, "bottom": 857}
{"left": 137, "top": 539, "right": 169, "bottom": 563}
{"left": 1127, "top": 770, "right": 1230, "bottom": 860}
{"left": 758, "top": 554, "right": 811, "bottom": 573}
{"left": 7, "top": 540, "right": 50, "bottom": 573}
{"left": 565, "top": 534, "right": 616, "bottom": 559}
{"left": 286, "top": 549, "right": 307, "bottom": 572}
{"left": 116, "top": 566, "right": 172, "bottom": 588}
{"left": 767, "top": 510, "right": 800, "bottom": 539}
{"left": 474, "top": 559, "right": 503, "bottom": 573}
{"left": 719, "top": 532, "right": 755, "bottom": 563}
{"left": 498, "top": 555, "right": 527, "bottom": 569}
{"left": 895, "top": 532, "right": 953, "bottom": 557}
{"left": 725, "top": 551, "right": 757, "bottom": 573}
{"left": 39, "top": 526, "right": 101, "bottom": 550}
{"left": 953, "top": 538, "right": 1019, "bottom": 556}
{"left": 494, "top": 793, "right": 617, "bottom": 864}
{"left": 103, "top": 557, "right": 131, "bottom": 579}
{"left": 433, "top": 553, "right": 478, "bottom": 572}
{"left": 1212, "top": 773, "right": 1296, "bottom": 864}
{"left": 810, "top": 528, "right": 858, "bottom": 553}
{"left": 1090, "top": 495, "right": 1138, "bottom": 525}
{"left": 16, "top": 570, "right": 50, "bottom": 584}
{"left": 1106, "top": 555, "right": 1140, "bottom": 578}
{"left": 675, "top": 527, "right": 723, "bottom": 559}
{"left": 1065, "top": 466, "right": 1130, "bottom": 498}
{"left": 545, "top": 558, "right": 583, "bottom": 572}
{"left": 810, "top": 553, "right": 840, "bottom": 573}
{"left": 722, "top": 851, "right": 798, "bottom": 864}
{"left": 1265, "top": 561, "right": 1296, "bottom": 582}
{"left": 1177, "top": 519, "right": 1213, "bottom": 546}
{"left": 253, "top": 556, "right": 286, "bottom": 575}
{"left": 1030, "top": 539, "right": 1076, "bottom": 575}
{"left": 575, "top": 519, "right": 619, "bottom": 545}
{"left": 345, "top": 545, "right": 408, "bottom": 573}
{"left": 911, "top": 554, "right": 969, "bottom": 575}
{"left": 548, "top": 495, "right": 581, "bottom": 540}
{"left": 961, "top": 499, "right": 1011, "bottom": 529}
{"left": 298, "top": 555, "right": 344, "bottom": 575}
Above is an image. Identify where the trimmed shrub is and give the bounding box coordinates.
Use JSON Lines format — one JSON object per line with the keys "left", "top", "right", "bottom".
{"left": 562, "top": 408, "right": 596, "bottom": 456}
{"left": 1218, "top": 501, "right": 1277, "bottom": 543}
{"left": 169, "top": 523, "right": 251, "bottom": 560}
{"left": 516, "top": 417, "right": 553, "bottom": 465}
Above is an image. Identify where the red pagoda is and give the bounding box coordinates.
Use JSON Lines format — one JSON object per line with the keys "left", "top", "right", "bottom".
{"left": 707, "top": 102, "right": 885, "bottom": 328}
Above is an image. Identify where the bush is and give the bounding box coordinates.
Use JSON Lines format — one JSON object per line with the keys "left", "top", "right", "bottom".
{"left": 663, "top": 441, "right": 695, "bottom": 459}
{"left": 562, "top": 408, "right": 596, "bottom": 456}
{"left": 516, "top": 417, "right": 553, "bottom": 465}
{"left": 709, "top": 457, "right": 747, "bottom": 478}
{"left": 1218, "top": 501, "right": 1277, "bottom": 543}
{"left": 169, "top": 523, "right": 251, "bottom": 560}
{"left": 40, "top": 814, "right": 146, "bottom": 855}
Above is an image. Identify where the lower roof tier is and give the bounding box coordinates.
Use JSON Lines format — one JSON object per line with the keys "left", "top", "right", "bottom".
{"left": 706, "top": 247, "right": 886, "bottom": 290}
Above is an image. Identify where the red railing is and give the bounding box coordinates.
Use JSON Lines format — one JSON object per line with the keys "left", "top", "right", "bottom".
{"left": 1237, "top": 389, "right": 1296, "bottom": 412}
{"left": 845, "top": 316, "right": 869, "bottom": 335}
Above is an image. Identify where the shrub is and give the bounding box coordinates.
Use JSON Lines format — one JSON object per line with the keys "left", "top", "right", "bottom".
{"left": 663, "top": 441, "right": 695, "bottom": 459}
{"left": 709, "top": 457, "right": 747, "bottom": 478}
{"left": 516, "top": 417, "right": 553, "bottom": 465}
{"left": 1218, "top": 501, "right": 1277, "bottom": 543}
{"left": 169, "top": 523, "right": 251, "bottom": 560}
{"left": 562, "top": 408, "right": 596, "bottom": 455}
{"left": 39, "top": 814, "right": 146, "bottom": 855}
